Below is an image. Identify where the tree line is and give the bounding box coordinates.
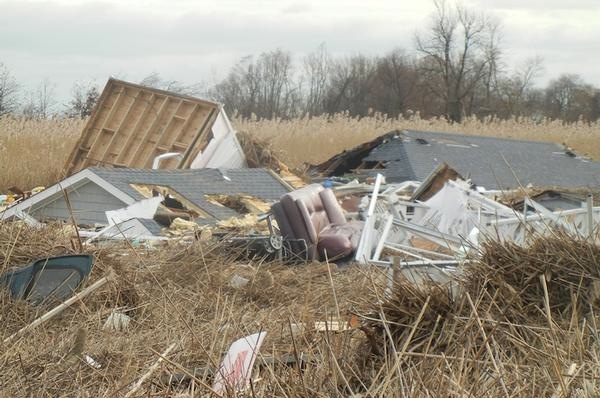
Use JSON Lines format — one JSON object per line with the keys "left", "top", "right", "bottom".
{"left": 1, "top": 0, "right": 599, "bottom": 123}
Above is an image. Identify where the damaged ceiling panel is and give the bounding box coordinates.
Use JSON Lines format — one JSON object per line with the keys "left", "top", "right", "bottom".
{"left": 64, "top": 78, "right": 220, "bottom": 175}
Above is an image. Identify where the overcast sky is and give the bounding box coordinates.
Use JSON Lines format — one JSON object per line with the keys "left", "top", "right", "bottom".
{"left": 1, "top": 0, "right": 599, "bottom": 110}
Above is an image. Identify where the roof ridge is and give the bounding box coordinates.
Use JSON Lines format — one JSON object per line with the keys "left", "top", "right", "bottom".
{"left": 401, "top": 129, "right": 566, "bottom": 149}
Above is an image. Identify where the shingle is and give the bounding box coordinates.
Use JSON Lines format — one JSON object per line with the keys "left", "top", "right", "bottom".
{"left": 362, "top": 130, "right": 600, "bottom": 189}
{"left": 136, "top": 218, "right": 164, "bottom": 235}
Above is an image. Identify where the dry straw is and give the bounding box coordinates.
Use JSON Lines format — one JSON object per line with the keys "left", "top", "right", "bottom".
{"left": 2, "top": 113, "right": 600, "bottom": 191}
{"left": 2, "top": 220, "right": 600, "bottom": 396}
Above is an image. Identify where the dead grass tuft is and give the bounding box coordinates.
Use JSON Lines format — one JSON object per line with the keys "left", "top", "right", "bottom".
{"left": 3, "top": 222, "right": 600, "bottom": 396}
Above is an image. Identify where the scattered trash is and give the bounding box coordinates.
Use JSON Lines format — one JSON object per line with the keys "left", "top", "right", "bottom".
{"left": 105, "top": 196, "right": 164, "bottom": 225}
{"left": 0, "top": 254, "right": 94, "bottom": 304}
{"left": 314, "top": 315, "right": 359, "bottom": 332}
{"left": 229, "top": 275, "right": 250, "bottom": 289}
{"left": 212, "top": 332, "right": 267, "bottom": 395}
{"left": 84, "top": 354, "right": 102, "bottom": 369}
{"left": 103, "top": 310, "right": 132, "bottom": 332}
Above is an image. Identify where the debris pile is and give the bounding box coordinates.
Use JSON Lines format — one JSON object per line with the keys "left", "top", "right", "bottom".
{"left": 358, "top": 233, "right": 600, "bottom": 396}
{"left": 4, "top": 79, "right": 600, "bottom": 396}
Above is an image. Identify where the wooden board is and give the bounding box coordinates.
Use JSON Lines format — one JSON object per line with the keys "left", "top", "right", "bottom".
{"left": 64, "top": 78, "right": 219, "bottom": 175}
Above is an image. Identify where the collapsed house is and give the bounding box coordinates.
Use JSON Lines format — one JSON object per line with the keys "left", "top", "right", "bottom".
{"left": 0, "top": 78, "right": 304, "bottom": 240}
{"left": 311, "top": 130, "right": 600, "bottom": 189}
{"left": 4, "top": 77, "right": 600, "bottom": 266}
{"left": 351, "top": 171, "right": 600, "bottom": 268}
{"left": 1, "top": 167, "right": 291, "bottom": 230}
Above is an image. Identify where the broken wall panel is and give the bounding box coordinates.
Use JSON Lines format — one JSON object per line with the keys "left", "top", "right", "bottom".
{"left": 29, "top": 179, "right": 128, "bottom": 226}
{"left": 64, "top": 78, "right": 219, "bottom": 175}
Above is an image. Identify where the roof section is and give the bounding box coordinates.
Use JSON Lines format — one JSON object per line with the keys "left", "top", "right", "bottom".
{"left": 88, "top": 167, "right": 290, "bottom": 221}
{"left": 64, "top": 78, "right": 220, "bottom": 175}
{"left": 335, "top": 130, "right": 600, "bottom": 190}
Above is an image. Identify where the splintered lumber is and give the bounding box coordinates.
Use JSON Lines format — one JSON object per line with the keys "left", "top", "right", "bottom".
{"left": 3, "top": 276, "right": 111, "bottom": 344}
{"left": 64, "top": 78, "right": 219, "bottom": 175}
{"left": 124, "top": 343, "right": 177, "bottom": 398}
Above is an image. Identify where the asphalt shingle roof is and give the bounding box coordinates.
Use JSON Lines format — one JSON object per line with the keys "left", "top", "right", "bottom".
{"left": 88, "top": 167, "right": 290, "bottom": 222}
{"left": 363, "top": 130, "right": 600, "bottom": 190}
{"left": 136, "top": 218, "right": 165, "bottom": 235}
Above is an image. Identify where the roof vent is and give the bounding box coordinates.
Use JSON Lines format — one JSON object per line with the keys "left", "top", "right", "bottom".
{"left": 416, "top": 138, "right": 429, "bottom": 145}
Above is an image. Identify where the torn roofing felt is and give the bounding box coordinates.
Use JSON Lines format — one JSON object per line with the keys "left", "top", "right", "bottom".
{"left": 312, "top": 129, "right": 600, "bottom": 190}
{"left": 1, "top": 167, "right": 291, "bottom": 226}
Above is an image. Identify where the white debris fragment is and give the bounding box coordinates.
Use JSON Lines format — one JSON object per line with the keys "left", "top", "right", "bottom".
{"left": 84, "top": 354, "right": 102, "bottom": 369}
{"left": 103, "top": 311, "right": 131, "bottom": 332}
{"left": 229, "top": 275, "right": 250, "bottom": 288}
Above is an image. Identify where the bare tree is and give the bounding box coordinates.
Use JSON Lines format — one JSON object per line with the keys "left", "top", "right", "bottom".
{"left": 22, "top": 78, "right": 56, "bottom": 119}
{"left": 496, "top": 56, "right": 544, "bottom": 117}
{"left": 0, "top": 62, "right": 19, "bottom": 116}
{"left": 66, "top": 81, "right": 100, "bottom": 118}
{"left": 324, "top": 55, "right": 376, "bottom": 116}
{"left": 139, "top": 72, "right": 206, "bottom": 96}
{"left": 301, "top": 43, "right": 331, "bottom": 115}
{"left": 256, "top": 49, "right": 297, "bottom": 117}
{"left": 212, "top": 49, "right": 298, "bottom": 118}
{"left": 478, "top": 20, "right": 503, "bottom": 114}
{"left": 211, "top": 55, "right": 258, "bottom": 117}
{"left": 370, "top": 49, "right": 418, "bottom": 116}
{"left": 416, "top": 0, "right": 498, "bottom": 122}
{"left": 544, "top": 74, "right": 596, "bottom": 122}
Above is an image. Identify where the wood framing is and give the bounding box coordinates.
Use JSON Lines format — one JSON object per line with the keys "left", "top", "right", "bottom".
{"left": 64, "top": 78, "right": 220, "bottom": 175}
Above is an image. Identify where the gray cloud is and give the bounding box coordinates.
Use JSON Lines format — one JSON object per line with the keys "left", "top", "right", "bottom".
{"left": 0, "top": 0, "right": 598, "bottom": 107}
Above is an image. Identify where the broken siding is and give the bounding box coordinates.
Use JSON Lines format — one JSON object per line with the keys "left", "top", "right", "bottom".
{"left": 29, "top": 180, "right": 127, "bottom": 225}
{"left": 190, "top": 110, "right": 247, "bottom": 169}
{"left": 64, "top": 78, "right": 219, "bottom": 175}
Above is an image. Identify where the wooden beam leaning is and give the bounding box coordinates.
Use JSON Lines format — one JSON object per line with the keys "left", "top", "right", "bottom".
{"left": 150, "top": 99, "right": 185, "bottom": 158}
{"left": 128, "top": 95, "right": 171, "bottom": 168}
{"left": 178, "top": 107, "right": 218, "bottom": 168}
{"left": 84, "top": 87, "right": 127, "bottom": 167}
{"left": 161, "top": 103, "right": 200, "bottom": 154}
{"left": 98, "top": 90, "right": 142, "bottom": 163}
{"left": 115, "top": 92, "right": 156, "bottom": 166}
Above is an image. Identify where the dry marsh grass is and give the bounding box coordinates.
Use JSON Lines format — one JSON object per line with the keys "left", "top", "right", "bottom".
{"left": 1, "top": 113, "right": 600, "bottom": 191}
{"left": 236, "top": 112, "right": 600, "bottom": 168}
{"left": 2, "top": 224, "right": 600, "bottom": 396}
{"left": 0, "top": 116, "right": 84, "bottom": 191}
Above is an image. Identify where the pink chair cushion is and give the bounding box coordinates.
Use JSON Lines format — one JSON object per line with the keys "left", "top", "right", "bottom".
{"left": 275, "top": 183, "right": 363, "bottom": 261}
{"left": 317, "top": 221, "right": 363, "bottom": 260}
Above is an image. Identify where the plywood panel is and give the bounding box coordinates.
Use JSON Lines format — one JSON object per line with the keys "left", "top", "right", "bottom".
{"left": 65, "top": 78, "right": 219, "bottom": 175}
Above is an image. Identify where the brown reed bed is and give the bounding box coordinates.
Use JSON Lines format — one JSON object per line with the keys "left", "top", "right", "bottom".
{"left": 360, "top": 233, "right": 600, "bottom": 397}
{"left": 2, "top": 221, "right": 600, "bottom": 396}
{"left": 3, "top": 113, "right": 600, "bottom": 192}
